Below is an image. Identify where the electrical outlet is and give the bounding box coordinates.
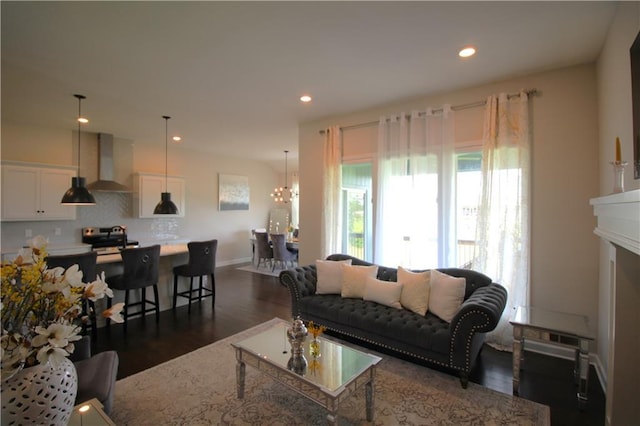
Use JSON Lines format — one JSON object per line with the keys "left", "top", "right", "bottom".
{"left": 54, "top": 228, "right": 62, "bottom": 236}
{"left": 25, "top": 229, "right": 32, "bottom": 238}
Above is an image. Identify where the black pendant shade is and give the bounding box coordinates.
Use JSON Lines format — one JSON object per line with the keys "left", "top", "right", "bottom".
{"left": 153, "top": 115, "right": 178, "bottom": 215}
{"left": 154, "top": 192, "right": 178, "bottom": 215}
{"left": 61, "top": 94, "right": 96, "bottom": 205}
{"left": 61, "top": 177, "right": 96, "bottom": 205}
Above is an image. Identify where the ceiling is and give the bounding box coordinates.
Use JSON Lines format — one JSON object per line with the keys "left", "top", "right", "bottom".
{"left": 1, "top": 1, "right": 616, "bottom": 171}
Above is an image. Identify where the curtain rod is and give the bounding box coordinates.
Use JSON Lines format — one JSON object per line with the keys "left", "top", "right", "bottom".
{"left": 319, "top": 88, "right": 538, "bottom": 134}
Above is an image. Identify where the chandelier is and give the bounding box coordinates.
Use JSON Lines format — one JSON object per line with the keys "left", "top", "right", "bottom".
{"left": 270, "top": 150, "right": 297, "bottom": 204}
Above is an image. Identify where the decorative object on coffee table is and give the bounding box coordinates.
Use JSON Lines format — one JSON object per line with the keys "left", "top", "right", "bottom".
{"left": 307, "top": 321, "right": 326, "bottom": 358}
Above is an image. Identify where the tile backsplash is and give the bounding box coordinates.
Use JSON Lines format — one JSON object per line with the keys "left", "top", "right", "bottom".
{"left": 1, "top": 192, "right": 182, "bottom": 249}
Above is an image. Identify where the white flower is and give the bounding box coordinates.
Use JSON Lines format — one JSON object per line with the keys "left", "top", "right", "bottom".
{"left": 103, "top": 303, "right": 125, "bottom": 323}
{"left": 61, "top": 264, "right": 84, "bottom": 288}
{"left": 84, "top": 272, "right": 113, "bottom": 301}
{"left": 36, "top": 345, "right": 69, "bottom": 368}
{"left": 32, "top": 323, "right": 81, "bottom": 349}
{"left": 29, "top": 235, "right": 49, "bottom": 251}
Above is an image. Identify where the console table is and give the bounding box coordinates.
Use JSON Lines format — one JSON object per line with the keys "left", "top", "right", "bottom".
{"left": 510, "top": 306, "right": 595, "bottom": 407}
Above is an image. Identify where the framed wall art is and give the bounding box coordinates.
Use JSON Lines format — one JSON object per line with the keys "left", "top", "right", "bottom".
{"left": 218, "top": 174, "right": 249, "bottom": 211}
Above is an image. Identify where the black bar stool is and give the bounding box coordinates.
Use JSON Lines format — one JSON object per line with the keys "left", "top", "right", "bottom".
{"left": 106, "top": 245, "right": 161, "bottom": 333}
{"left": 46, "top": 251, "right": 98, "bottom": 340}
{"left": 173, "top": 239, "right": 217, "bottom": 312}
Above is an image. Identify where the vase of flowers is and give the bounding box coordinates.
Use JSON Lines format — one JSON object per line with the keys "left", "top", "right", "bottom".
{"left": 0, "top": 236, "right": 124, "bottom": 424}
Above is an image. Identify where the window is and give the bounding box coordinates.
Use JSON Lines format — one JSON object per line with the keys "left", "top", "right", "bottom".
{"left": 341, "top": 163, "right": 372, "bottom": 261}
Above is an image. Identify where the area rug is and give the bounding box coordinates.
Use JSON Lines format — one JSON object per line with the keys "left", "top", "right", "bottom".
{"left": 111, "top": 318, "right": 550, "bottom": 425}
{"left": 236, "top": 264, "right": 287, "bottom": 278}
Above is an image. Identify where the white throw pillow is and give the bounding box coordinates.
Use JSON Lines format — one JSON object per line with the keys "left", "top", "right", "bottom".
{"left": 315, "top": 259, "right": 352, "bottom": 294}
{"left": 428, "top": 269, "right": 466, "bottom": 323}
{"left": 363, "top": 277, "right": 404, "bottom": 309}
{"left": 398, "top": 266, "right": 431, "bottom": 316}
{"left": 341, "top": 264, "right": 379, "bottom": 298}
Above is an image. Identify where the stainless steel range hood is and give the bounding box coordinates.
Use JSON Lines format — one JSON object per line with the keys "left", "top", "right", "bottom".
{"left": 86, "top": 133, "right": 131, "bottom": 192}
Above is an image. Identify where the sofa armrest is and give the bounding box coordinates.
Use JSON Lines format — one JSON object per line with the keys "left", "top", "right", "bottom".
{"left": 452, "top": 283, "right": 507, "bottom": 333}
{"left": 449, "top": 283, "right": 508, "bottom": 371}
{"left": 279, "top": 265, "right": 318, "bottom": 318}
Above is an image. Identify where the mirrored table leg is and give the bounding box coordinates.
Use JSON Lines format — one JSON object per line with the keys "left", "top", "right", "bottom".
{"left": 512, "top": 325, "right": 523, "bottom": 396}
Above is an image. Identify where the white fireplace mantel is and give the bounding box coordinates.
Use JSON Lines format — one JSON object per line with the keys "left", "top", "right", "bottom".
{"left": 590, "top": 189, "right": 640, "bottom": 255}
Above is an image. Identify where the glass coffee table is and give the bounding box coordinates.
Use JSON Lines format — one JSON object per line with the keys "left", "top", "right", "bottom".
{"left": 232, "top": 319, "right": 381, "bottom": 425}
{"left": 510, "top": 306, "right": 595, "bottom": 407}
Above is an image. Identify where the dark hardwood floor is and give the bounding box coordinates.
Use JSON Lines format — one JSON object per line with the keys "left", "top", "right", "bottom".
{"left": 93, "top": 264, "right": 605, "bottom": 425}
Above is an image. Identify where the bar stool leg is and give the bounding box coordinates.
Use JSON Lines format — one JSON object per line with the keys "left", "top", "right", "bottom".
{"left": 173, "top": 275, "right": 179, "bottom": 309}
{"left": 106, "top": 298, "right": 112, "bottom": 329}
{"left": 141, "top": 288, "right": 147, "bottom": 322}
{"left": 188, "top": 277, "right": 194, "bottom": 313}
{"left": 199, "top": 276, "right": 204, "bottom": 302}
{"left": 123, "top": 290, "right": 130, "bottom": 334}
{"left": 153, "top": 284, "right": 160, "bottom": 323}
{"left": 210, "top": 273, "right": 216, "bottom": 308}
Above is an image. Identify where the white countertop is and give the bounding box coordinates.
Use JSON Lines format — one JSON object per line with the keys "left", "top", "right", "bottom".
{"left": 96, "top": 243, "right": 189, "bottom": 264}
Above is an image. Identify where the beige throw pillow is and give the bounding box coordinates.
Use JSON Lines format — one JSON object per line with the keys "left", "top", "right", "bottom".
{"left": 341, "top": 264, "right": 378, "bottom": 298}
{"left": 315, "top": 259, "right": 352, "bottom": 294}
{"left": 428, "top": 269, "right": 466, "bottom": 323}
{"left": 363, "top": 277, "right": 403, "bottom": 309}
{"left": 398, "top": 266, "right": 431, "bottom": 316}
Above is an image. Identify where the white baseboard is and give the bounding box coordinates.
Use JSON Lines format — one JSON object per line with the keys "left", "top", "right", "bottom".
{"left": 524, "top": 340, "right": 607, "bottom": 393}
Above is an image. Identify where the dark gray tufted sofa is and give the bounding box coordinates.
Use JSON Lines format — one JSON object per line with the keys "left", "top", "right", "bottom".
{"left": 279, "top": 254, "right": 508, "bottom": 388}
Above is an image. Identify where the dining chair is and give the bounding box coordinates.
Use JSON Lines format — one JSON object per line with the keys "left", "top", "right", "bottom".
{"left": 45, "top": 251, "right": 98, "bottom": 340}
{"left": 254, "top": 232, "right": 273, "bottom": 269}
{"left": 106, "top": 245, "right": 161, "bottom": 334}
{"left": 270, "top": 233, "right": 298, "bottom": 271}
{"left": 250, "top": 228, "right": 267, "bottom": 265}
{"left": 172, "top": 239, "right": 217, "bottom": 312}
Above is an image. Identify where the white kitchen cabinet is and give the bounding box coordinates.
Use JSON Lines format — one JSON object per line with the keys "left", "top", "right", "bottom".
{"left": 134, "top": 173, "right": 185, "bottom": 218}
{"left": 1, "top": 163, "right": 77, "bottom": 221}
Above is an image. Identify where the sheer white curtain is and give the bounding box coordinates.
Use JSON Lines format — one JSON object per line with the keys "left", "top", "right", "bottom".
{"left": 321, "top": 126, "right": 342, "bottom": 257}
{"left": 291, "top": 171, "right": 300, "bottom": 227}
{"left": 374, "top": 108, "right": 455, "bottom": 268}
{"left": 472, "top": 92, "right": 530, "bottom": 349}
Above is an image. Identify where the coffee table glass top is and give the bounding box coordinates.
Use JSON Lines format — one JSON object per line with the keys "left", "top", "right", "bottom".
{"left": 511, "top": 306, "right": 594, "bottom": 340}
{"left": 232, "top": 320, "right": 381, "bottom": 393}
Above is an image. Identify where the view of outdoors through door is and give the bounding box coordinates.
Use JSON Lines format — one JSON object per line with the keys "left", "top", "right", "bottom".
{"left": 342, "top": 163, "right": 372, "bottom": 261}
{"left": 455, "top": 151, "right": 482, "bottom": 268}
{"left": 341, "top": 152, "right": 481, "bottom": 267}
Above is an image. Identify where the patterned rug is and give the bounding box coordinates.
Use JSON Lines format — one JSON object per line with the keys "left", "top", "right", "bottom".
{"left": 111, "top": 318, "right": 550, "bottom": 425}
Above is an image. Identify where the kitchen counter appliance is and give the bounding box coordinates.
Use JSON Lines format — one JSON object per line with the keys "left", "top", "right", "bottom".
{"left": 82, "top": 226, "right": 139, "bottom": 255}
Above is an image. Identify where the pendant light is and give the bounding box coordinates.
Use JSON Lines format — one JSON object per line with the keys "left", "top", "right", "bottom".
{"left": 270, "top": 150, "right": 297, "bottom": 204}
{"left": 61, "top": 94, "right": 96, "bottom": 205}
{"left": 153, "top": 115, "right": 178, "bottom": 214}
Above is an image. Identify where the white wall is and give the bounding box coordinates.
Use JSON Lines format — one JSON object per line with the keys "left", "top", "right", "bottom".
{"left": 299, "top": 63, "right": 601, "bottom": 350}
{"left": 1, "top": 121, "right": 281, "bottom": 266}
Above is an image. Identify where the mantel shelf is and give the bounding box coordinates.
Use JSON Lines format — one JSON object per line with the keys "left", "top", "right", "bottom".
{"left": 590, "top": 189, "right": 640, "bottom": 255}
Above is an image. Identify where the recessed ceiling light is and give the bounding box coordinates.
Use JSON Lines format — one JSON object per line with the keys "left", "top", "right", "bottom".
{"left": 172, "top": 136, "right": 182, "bottom": 142}
{"left": 300, "top": 95, "right": 312, "bottom": 103}
{"left": 77, "top": 117, "right": 89, "bottom": 124}
{"left": 459, "top": 46, "right": 476, "bottom": 58}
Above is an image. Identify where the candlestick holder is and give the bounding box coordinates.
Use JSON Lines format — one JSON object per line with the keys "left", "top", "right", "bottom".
{"left": 611, "top": 161, "right": 628, "bottom": 194}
